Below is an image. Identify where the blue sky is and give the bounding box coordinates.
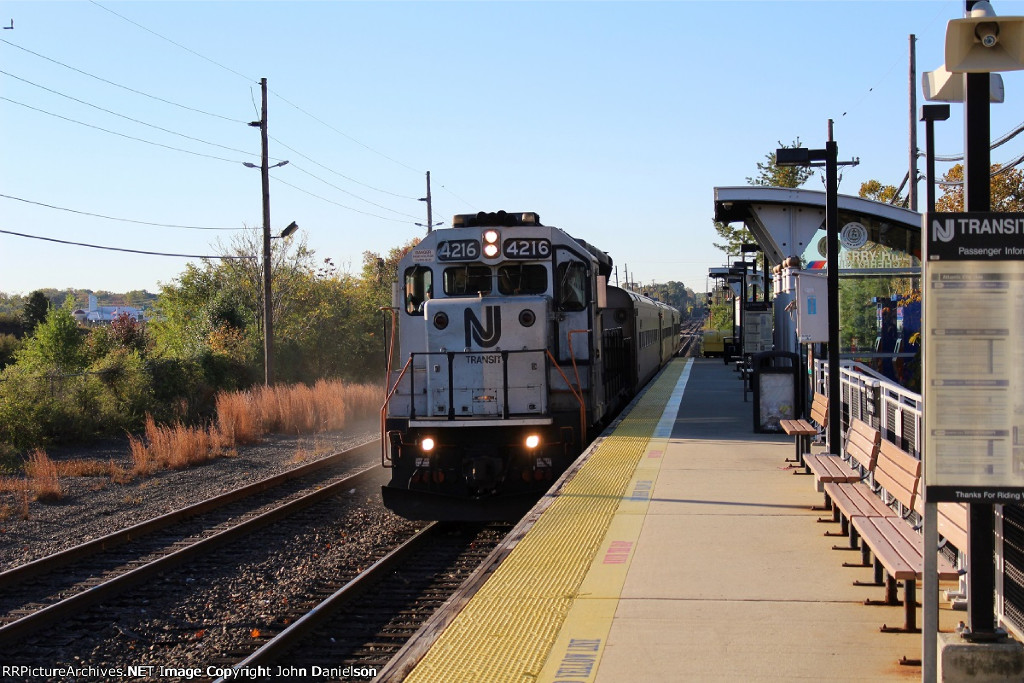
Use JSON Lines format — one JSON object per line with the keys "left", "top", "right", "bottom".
{"left": 2, "top": 0, "right": 1022, "bottom": 298}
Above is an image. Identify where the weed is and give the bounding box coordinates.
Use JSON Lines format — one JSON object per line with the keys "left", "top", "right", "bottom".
{"left": 26, "top": 449, "right": 62, "bottom": 502}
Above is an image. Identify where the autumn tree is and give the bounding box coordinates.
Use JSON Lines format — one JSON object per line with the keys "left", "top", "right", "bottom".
{"left": 714, "top": 139, "right": 815, "bottom": 258}
{"left": 859, "top": 179, "right": 905, "bottom": 205}
{"left": 934, "top": 163, "right": 1024, "bottom": 212}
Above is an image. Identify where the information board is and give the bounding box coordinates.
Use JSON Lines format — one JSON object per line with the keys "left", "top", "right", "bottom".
{"left": 923, "top": 212, "right": 1024, "bottom": 503}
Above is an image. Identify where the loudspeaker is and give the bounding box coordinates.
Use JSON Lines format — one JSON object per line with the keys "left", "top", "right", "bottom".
{"left": 922, "top": 66, "right": 1004, "bottom": 102}
{"left": 945, "top": 2, "right": 1024, "bottom": 73}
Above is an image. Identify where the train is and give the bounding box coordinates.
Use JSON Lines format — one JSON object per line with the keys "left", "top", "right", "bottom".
{"left": 380, "top": 211, "right": 681, "bottom": 520}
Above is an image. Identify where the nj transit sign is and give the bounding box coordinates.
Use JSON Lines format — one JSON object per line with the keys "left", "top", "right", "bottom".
{"left": 927, "top": 212, "right": 1024, "bottom": 261}
{"left": 923, "top": 212, "right": 1024, "bottom": 503}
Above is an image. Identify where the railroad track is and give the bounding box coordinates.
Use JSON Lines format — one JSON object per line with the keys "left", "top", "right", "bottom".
{"left": 0, "top": 442, "right": 380, "bottom": 649}
{"left": 214, "top": 521, "right": 510, "bottom": 681}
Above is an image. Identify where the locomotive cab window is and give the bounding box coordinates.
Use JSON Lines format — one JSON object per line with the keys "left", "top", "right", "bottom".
{"left": 404, "top": 266, "right": 433, "bottom": 315}
{"left": 443, "top": 265, "right": 492, "bottom": 296}
{"left": 556, "top": 261, "right": 587, "bottom": 311}
{"left": 498, "top": 264, "right": 547, "bottom": 295}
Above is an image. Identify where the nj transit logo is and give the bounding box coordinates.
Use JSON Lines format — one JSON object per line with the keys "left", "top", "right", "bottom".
{"left": 464, "top": 306, "right": 501, "bottom": 348}
{"left": 932, "top": 218, "right": 956, "bottom": 243}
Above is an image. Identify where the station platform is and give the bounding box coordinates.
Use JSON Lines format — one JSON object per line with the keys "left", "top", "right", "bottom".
{"left": 395, "top": 357, "right": 961, "bottom": 682}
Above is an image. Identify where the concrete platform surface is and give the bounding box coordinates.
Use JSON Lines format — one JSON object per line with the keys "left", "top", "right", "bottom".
{"left": 401, "top": 358, "right": 964, "bottom": 682}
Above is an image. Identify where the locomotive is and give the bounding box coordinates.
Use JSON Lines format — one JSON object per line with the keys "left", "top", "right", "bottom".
{"left": 381, "top": 211, "right": 680, "bottom": 520}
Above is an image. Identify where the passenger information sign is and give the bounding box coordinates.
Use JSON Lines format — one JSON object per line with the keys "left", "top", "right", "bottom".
{"left": 923, "top": 212, "right": 1024, "bottom": 503}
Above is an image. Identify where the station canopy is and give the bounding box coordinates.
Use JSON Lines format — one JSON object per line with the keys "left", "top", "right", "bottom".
{"left": 713, "top": 186, "right": 921, "bottom": 276}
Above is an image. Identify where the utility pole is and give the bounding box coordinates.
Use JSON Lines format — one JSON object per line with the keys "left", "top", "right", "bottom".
{"left": 255, "top": 77, "right": 274, "bottom": 386}
{"left": 425, "top": 172, "right": 433, "bottom": 233}
{"left": 418, "top": 171, "right": 436, "bottom": 234}
{"left": 909, "top": 34, "right": 919, "bottom": 211}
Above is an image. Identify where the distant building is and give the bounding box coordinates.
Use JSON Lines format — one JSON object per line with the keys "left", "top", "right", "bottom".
{"left": 72, "top": 295, "right": 144, "bottom": 324}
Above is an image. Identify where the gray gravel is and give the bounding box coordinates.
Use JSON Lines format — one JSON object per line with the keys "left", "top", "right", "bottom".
{"left": 0, "top": 420, "right": 381, "bottom": 571}
{"left": 1, "top": 420, "right": 433, "bottom": 680}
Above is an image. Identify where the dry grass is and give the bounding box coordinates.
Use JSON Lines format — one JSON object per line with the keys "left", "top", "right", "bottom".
{"left": 25, "top": 449, "right": 63, "bottom": 502}
{"left": 218, "top": 380, "right": 381, "bottom": 438}
{"left": 1, "top": 380, "right": 382, "bottom": 521}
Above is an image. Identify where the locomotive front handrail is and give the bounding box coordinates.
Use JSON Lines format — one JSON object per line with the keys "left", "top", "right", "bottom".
{"left": 380, "top": 356, "right": 413, "bottom": 467}
{"left": 546, "top": 348, "right": 587, "bottom": 445}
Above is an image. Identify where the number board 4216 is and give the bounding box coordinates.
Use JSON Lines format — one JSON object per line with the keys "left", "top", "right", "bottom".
{"left": 437, "top": 240, "right": 480, "bottom": 261}
{"left": 502, "top": 238, "right": 551, "bottom": 259}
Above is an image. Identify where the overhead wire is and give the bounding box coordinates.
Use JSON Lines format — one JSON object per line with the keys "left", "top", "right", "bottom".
{"left": 0, "top": 96, "right": 250, "bottom": 165}
{"left": 0, "top": 194, "right": 244, "bottom": 231}
{"left": 0, "top": 229, "right": 254, "bottom": 259}
{"left": 271, "top": 177, "right": 416, "bottom": 223}
{"left": 288, "top": 163, "right": 420, "bottom": 219}
{"left": 0, "top": 69, "right": 267, "bottom": 161}
{"left": 87, "top": 0, "right": 460, "bottom": 195}
{"left": 0, "top": 37, "right": 245, "bottom": 124}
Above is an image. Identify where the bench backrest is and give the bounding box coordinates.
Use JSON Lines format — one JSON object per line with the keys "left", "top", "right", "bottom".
{"left": 874, "top": 439, "right": 921, "bottom": 511}
{"left": 809, "top": 392, "right": 829, "bottom": 427}
{"left": 912, "top": 497, "right": 969, "bottom": 553}
{"left": 844, "top": 418, "right": 881, "bottom": 472}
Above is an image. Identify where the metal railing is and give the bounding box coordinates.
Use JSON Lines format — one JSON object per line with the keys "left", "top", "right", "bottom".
{"left": 813, "top": 359, "right": 922, "bottom": 457}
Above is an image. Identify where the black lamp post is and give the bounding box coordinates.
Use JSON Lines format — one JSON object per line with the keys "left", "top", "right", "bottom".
{"left": 776, "top": 123, "right": 858, "bottom": 452}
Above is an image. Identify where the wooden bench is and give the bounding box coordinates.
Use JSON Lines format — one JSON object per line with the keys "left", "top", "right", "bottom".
{"left": 834, "top": 441, "right": 962, "bottom": 633}
{"left": 803, "top": 418, "right": 879, "bottom": 492}
{"left": 779, "top": 391, "right": 828, "bottom": 467}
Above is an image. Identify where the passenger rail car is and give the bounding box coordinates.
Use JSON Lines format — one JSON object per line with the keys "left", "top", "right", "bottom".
{"left": 381, "top": 211, "right": 680, "bottom": 520}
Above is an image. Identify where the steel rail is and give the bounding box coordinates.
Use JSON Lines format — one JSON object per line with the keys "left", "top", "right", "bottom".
{"left": 0, "top": 440, "right": 377, "bottom": 590}
{"left": 0, "top": 463, "right": 380, "bottom": 648}
{"left": 213, "top": 521, "right": 442, "bottom": 680}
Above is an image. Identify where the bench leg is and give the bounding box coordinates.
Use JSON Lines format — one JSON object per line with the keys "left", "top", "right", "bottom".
{"left": 825, "top": 514, "right": 849, "bottom": 538}
{"left": 843, "top": 535, "right": 871, "bottom": 567}
{"left": 880, "top": 580, "right": 920, "bottom": 634}
{"left": 856, "top": 557, "right": 886, "bottom": 588}
{"left": 786, "top": 437, "right": 801, "bottom": 463}
{"left": 833, "top": 524, "right": 859, "bottom": 551}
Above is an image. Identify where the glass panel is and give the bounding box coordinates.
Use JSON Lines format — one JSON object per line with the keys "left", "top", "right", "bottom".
{"left": 498, "top": 264, "right": 548, "bottom": 295}
{"left": 800, "top": 211, "right": 921, "bottom": 272}
{"left": 404, "top": 266, "right": 433, "bottom": 315}
{"left": 442, "top": 265, "right": 492, "bottom": 296}
{"left": 556, "top": 261, "right": 587, "bottom": 311}
{"left": 840, "top": 275, "right": 921, "bottom": 391}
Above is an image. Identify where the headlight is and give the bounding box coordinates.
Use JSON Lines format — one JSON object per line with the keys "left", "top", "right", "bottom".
{"left": 483, "top": 230, "right": 500, "bottom": 258}
{"left": 433, "top": 312, "right": 449, "bottom": 330}
{"left": 421, "top": 437, "right": 435, "bottom": 452}
{"left": 525, "top": 434, "right": 540, "bottom": 449}
{"left": 519, "top": 309, "right": 536, "bottom": 327}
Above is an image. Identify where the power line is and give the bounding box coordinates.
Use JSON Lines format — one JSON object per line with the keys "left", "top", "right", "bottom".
{"left": 0, "top": 70, "right": 265, "bottom": 161}
{"left": 0, "top": 228, "right": 255, "bottom": 259}
{"left": 88, "top": 0, "right": 254, "bottom": 84}
{"left": 272, "top": 177, "right": 416, "bottom": 223}
{"left": 0, "top": 96, "right": 248, "bottom": 165}
{"left": 288, "top": 163, "right": 420, "bottom": 219}
{"left": 0, "top": 194, "right": 244, "bottom": 231}
{"left": 0, "top": 37, "right": 245, "bottom": 124}
{"left": 86, "top": 1, "right": 424, "bottom": 175}
{"left": 269, "top": 135, "right": 418, "bottom": 200}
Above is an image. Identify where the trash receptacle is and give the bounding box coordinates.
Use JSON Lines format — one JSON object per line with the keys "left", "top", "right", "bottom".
{"left": 751, "top": 351, "right": 800, "bottom": 433}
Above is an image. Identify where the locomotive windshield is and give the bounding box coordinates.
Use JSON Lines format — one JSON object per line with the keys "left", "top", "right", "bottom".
{"left": 443, "top": 265, "right": 492, "bottom": 295}
{"left": 404, "top": 265, "right": 433, "bottom": 314}
{"left": 498, "top": 264, "right": 547, "bottom": 295}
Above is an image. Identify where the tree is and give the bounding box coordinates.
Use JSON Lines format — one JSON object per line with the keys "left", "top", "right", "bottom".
{"left": 16, "top": 298, "right": 86, "bottom": 374}
{"left": 746, "top": 138, "right": 814, "bottom": 188}
{"left": 859, "top": 179, "right": 905, "bottom": 206}
{"left": 714, "top": 139, "right": 815, "bottom": 259}
{"left": 935, "top": 163, "right": 1024, "bottom": 212}
{"left": 22, "top": 291, "right": 49, "bottom": 333}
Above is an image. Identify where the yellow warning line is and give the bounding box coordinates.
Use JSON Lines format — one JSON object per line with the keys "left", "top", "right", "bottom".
{"left": 404, "top": 358, "right": 690, "bottom": 683}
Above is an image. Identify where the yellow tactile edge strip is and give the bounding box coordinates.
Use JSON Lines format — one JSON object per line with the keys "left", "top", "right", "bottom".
{"left": 403, "top": 358, "right": 691, "bottom": 683}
